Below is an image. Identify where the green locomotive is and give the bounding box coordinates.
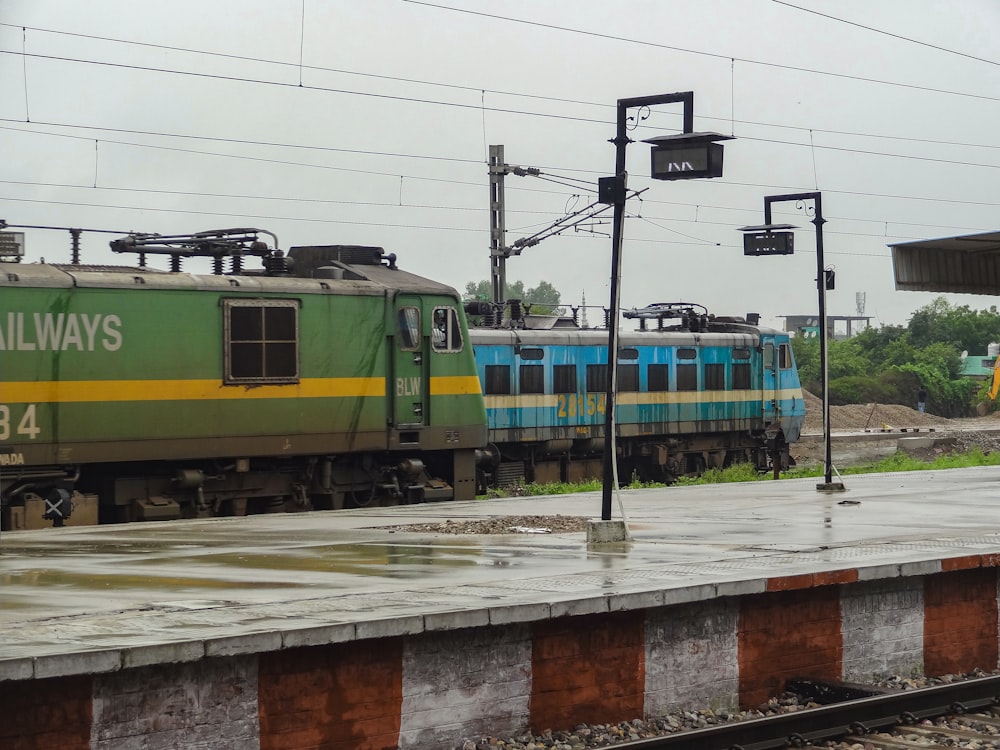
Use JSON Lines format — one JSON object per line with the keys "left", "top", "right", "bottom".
{"left": 0, "top": 229, "right": 487, "bottom": 529}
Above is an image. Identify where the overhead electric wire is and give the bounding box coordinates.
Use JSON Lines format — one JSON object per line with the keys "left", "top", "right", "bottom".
{"left": 0, "top": 49, "right": 610, "bottom": 127}
{"left": 6, "top": 121, "right": 1000, "bottom": 211}
{"left": 3, "top": 22, "right": 1000, "bottom": 153}
{"left": 1, "top": 190, "right": 979, "bottom": 255}
{"left": 400, "top": 0, "right": 1000, "bottom": 102}
{"left": 2, "top": 14, "right": 996, "bottom": 256}
{"left": 772, "top": 1, "right": 1000, "bottom": 66}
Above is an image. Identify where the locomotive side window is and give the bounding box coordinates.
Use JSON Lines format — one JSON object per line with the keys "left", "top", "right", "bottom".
{"left": 519, "top": 347, "right": 544, "bottom": 360}
{"left": 647, "top": 364, "right": 670, "bottom": 391}
{"left": 676, "top": 364, "right": 698, "bottom": 391}
{"left": 553, "top": 365, "right": 576, "bottom": 394}
{"left": 432, "top": 306, "right": 463, "bottom": 352}
{"left": 779, "top": 343, "right": 792, "bottom": 369}
{"left": 484, "top": 365, "right": 511, "bottom": 395}
{"left": 223, "top": 299, "right": 299, "bottom": 384}
{"left": 618, "top": 347, "right": 639, "bottom": 360}
{"left": 677, "top": 348, "right": 697, "bottom": 360}
{"left": 733, "top": 348, "right": 751, "bottom": 360}
{"left": 586, "top": 364, "right": 608, "bottom": 393}
{"left": 618, "top": 364, "right": 639, "bottom": 392}
{"left": 705, "top": 363, "right": 725, "bottom": 390}
{"left": 520, "top": 365, "right": 544, "bottom": 394}
{"left": 732, "top": 363, "right": 752, "bottom": 390}
{"left": 398, "top": 307, "right": 420, "bottom": 350}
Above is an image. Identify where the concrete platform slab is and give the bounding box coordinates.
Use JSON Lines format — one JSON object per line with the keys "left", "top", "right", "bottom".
{"left": 3, "top": 466, "right": 1000, "bottom": 675}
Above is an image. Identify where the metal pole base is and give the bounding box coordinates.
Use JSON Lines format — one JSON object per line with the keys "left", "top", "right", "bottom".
{"left": 816, "top": 481, "right": 847, "bottom": 492}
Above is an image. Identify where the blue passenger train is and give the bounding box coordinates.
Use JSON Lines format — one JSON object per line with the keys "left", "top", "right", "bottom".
{"left": 468, "top": 302, "right": 805, "bottom": 487}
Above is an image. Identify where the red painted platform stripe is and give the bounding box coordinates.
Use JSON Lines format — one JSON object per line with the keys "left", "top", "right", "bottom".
{"left": 766, "top": 569, "right": 859, "bottom": 591}
{"left": 0, "top": 675, "right": 92, "bottom": 750}
{"left": 530, "top": 611, "right": 644, "bottom": 731}
{"left": 924, "top": 568, "right": 999, "bottom": 676}
{"left": 259, "top": 639, "right": 403, "bottom": 750}
{"left": 738, "top": 588, "right": 842, "bottom": 709}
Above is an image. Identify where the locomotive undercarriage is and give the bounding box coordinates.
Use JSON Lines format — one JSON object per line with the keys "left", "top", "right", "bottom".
{"left": 1, "top": 450, "right": 480, "bottom": 530}
{"left": 485, "top": 429, "right": 791, "bottom": 489}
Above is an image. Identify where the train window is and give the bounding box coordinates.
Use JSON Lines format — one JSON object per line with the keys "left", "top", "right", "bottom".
{"left": 484, "top": 365, "right": 511, "bottom": 395}
{"left": 705, "top": 363, "right": 725, "bottom": 390}
{"left": 677, "top": 348, "right": 697, "bottom": 360}
{"left": 779, "top": 343, "right": 792, "bottom": 369}
{"left": 763, "top": 342, "right": 775, "bottom": 370}
{"left": 397, "top": 307, "right": 420, "bottom": 350}
{"left": 618, "top": 347, "right": 639, "bottom": 360}
{"left": 520, "top": 364, "right": 544, "bottom": 394}
{"left": 432, "top": 307, "right": 463, "bottom": 352}
{"left": 586, "top": 364, "right": 608, "bottom": 393}
{"left": 553, "top": 365, "right": 576, "bottom": 394}
{"left": 519, "top": 347, "right": 544, "bottom": 360}
{"left": 732, "top": 347, "right": 751, "bottom": 360}
{"left": 223, "top": 299, "right": 300, "bottom": 384}
{"left": 732, "top": 362, "right": 751, "bottom": 390}
{"left": 647, "top": 364, "right": 669, "bottom": 391}
{"left": 618, "top": 364, "right": 639, "bottom": 392}
{"left": 676, "top": 363, "right": 698, "bottom": 391}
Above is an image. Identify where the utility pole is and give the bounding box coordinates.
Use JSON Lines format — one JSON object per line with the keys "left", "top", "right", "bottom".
{"left": 488, "top": 145, "right": 507, "bottom": 305}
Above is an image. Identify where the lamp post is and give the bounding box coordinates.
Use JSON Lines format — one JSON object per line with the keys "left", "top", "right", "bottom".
{"left": 739, "top": 193, "right": 844, "bottom": 492}
{"left": 598, "top": 92, "right": 734, "bottom": 523}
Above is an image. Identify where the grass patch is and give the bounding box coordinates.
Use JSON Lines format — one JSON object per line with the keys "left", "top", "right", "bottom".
{"left": 481, "top": 447, "right": 1000, "bottom": 497}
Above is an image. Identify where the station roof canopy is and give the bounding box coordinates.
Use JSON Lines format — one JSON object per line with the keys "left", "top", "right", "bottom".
{"left": 890, "top": 230, "right": 1000, "bottom": 295}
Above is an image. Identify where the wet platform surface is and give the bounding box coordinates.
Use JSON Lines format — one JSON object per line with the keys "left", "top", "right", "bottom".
{"left": 3, "top": 466, "right": 1000, "bottom": 675}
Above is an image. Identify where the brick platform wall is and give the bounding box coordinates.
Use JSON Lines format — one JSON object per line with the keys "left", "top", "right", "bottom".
{"left": 645, "top": 598, "right": 739, "bottom": 715}
{"left": 0, "top": 675, "right": 92, "bottom": 750}
{"left": 738, "top": 587, "right": 842, "bottom": 708}
{"left": 924, "top": 567, "right": 999, "bottom": 675}
{"left": 841, "top": 578, "right": 924, "bottom": 680}
{"left": 6, "top": 567, "right": 1000, "bottom": 749}
{"left": 530, "top": 611, "right": 645, "bottom": 731}
{"left": 258, "top": 639, "right": 403, "bottom": 750}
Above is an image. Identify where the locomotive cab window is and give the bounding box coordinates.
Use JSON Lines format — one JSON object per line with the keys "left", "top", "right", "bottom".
{"left": 779, "top": 343, "right": 792, "bottom": 369}
{"left": 223, "top": 298, "right": 299, "bottom": 384}
{"left": 432, "top": 306, "right": 463, "bottom": 352}
{"left": 397, "top": 307, "right": 420, "bottom": 350}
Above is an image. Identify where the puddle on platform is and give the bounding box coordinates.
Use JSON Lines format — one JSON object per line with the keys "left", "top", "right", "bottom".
{"left": 0, "top": 568, "right": 302, "bottom": 590}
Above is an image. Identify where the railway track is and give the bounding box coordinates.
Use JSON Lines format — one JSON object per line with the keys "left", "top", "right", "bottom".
{"left": 611, "top": 674, "right": 1000, "bottom": 749}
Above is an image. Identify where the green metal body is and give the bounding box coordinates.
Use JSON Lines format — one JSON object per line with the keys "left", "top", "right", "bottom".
{"left": 0, "top": 251, "right": 486, "bottom": 525}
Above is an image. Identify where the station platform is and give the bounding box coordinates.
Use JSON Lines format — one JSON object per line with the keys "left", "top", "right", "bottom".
{"left": 4, "top": 467, "right": 1000, "bottom": 749}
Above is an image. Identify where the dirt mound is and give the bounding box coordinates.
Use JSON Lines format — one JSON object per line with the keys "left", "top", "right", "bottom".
{"left": 801, "top": 390, "right": 955, "bottom": 434}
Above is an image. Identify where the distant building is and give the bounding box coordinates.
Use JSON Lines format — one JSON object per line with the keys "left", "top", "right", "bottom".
{"left": 779, "top": 314, "right": 871, "bottom": 340}
{"left": 960, "top": 350, "right": 998, "bottom": 382}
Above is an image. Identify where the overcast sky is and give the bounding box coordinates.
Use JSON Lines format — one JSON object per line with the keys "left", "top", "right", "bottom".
{"left": 2, "top": 0, "right": 999, "bottom": 330}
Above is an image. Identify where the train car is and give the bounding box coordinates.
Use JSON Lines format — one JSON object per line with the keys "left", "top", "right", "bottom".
{"left": 469, "top": 302, "right": 805, "bottom": 486}
{"left": 0, "top": 230, "right": 486, "bottom": 529}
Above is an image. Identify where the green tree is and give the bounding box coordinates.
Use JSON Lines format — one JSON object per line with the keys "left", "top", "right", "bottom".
{"left": 907, "top": 296, "right": 1000, "bottom": 354}
{"left": 464, "top": 279, "right": 563, "bottom": 315}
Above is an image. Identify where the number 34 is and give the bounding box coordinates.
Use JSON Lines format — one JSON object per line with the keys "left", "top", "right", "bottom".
{"left": 0, "top": 404, "right": 41, "bottom": 440}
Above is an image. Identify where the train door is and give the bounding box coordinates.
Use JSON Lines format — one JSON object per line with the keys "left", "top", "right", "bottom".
{"left": 392, "top": 296, "right": 427, "bottom": 428}
{"left": 761, "top": 338, "right": 779, "bottom": 423}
